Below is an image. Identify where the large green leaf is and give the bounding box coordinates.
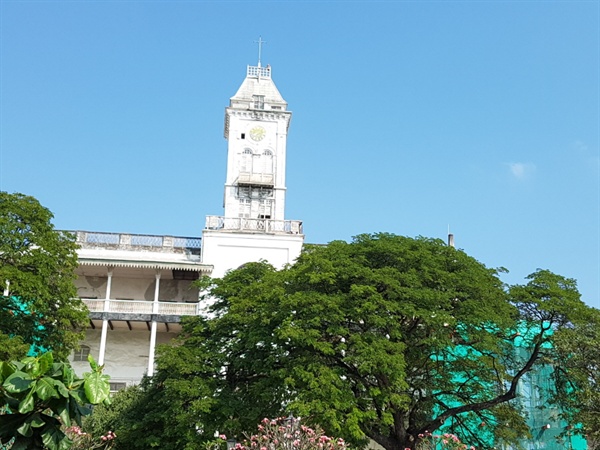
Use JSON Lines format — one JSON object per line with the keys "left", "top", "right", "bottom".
{"left": 36, "top": 376, "right": 58, "bottom": 401}
{"left": 36, "top": 352, "right": 54, "bottom": 376}
{"left": 60, "top": 363, "right": 75, "bottom": 388}
{"left": 51, "top": 377, "right": 69, "bottom": 398}
{"left": 55, "top": 397, "right": 71, "bottom": 427}
{"left": 18, "top": 390, "right": 35, "bottom": 414}
{"left": 68, "top": 386, "right": 87, "bottom": 404}
{"left": 3, "top": 371, "right": 33, "bottom": 393}
{"left": 17, "top": 419, "right": 32, "bottom": 437}
{"left": 29, "top": 413, "right": 46, "bottom": 428}
{"left": 87, "top": 353, "right": 99, "bottom": 371}
{"left": 0, "top": 361, "right": 15, "bottom": 383}
{"left": 41, "top": 424, "right": 71, "bottom": 450}
{"left": 83, "top": 371, "right": 110, "bottom": 404}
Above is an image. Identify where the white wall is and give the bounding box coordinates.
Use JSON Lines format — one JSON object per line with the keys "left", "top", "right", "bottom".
{"left": 202, "top": 230, "right": 304, "bottom": 278}
{"left": 72, "top": 329, "right": 179, "bottom": 382}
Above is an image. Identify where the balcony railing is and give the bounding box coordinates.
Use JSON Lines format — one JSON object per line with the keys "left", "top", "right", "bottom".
{"left": 82, "top": 298, "right": 200, "bottom": 316}
{"left": 72, "top": 231, "right": 201, "bottom": 255}
{"left": 236, "top": 172, "right": 274, "bottom": 186}
{"left": 204, "top": 216, "right": 303, "bottom": 235}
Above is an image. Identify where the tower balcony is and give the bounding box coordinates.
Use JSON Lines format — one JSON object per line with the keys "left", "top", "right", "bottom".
{"left": 236, "top": 172, "right": 274, "bottom": 187}
{"left": 205, "top": 216, "right": 303, "bottom": 235}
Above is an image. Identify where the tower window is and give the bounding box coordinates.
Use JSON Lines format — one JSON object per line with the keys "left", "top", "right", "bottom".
{"left": 253, "top": 95, "right": 265, "bottom": 109}
{"left": 241, "top": 133, "right": 245, "bottom": 139}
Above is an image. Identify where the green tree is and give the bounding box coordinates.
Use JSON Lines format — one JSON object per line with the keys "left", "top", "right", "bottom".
{"left": 529, "top": 273, "right": 600, "bottom": 446}
{"left": 84, "top": 374, "right": 208, "bottom": 450}
{"left": 142, "top": 234, "right": 594, "bottom": 450}
{"left": 0, "top": 351, "right": 111, "bottom": 450}
{"left": 0, "top": 192, "right": 87, "bottom": 360}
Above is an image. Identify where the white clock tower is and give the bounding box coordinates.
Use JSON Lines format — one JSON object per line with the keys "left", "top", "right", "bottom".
{"left": 202, "top": 59, "right": 304, "bottom": 278}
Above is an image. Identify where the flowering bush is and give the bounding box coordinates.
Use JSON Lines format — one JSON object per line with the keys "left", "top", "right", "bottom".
{"left": 65, "top": 426, "right": 116, "bottom": 450}
{"left": 412, "top": 431, "right": 475, "bottom": 450}
{"left": 221, "top": 417, "right": 347, "bottom": 450}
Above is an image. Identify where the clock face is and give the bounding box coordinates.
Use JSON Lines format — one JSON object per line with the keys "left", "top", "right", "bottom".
{"left": 249, "top": 126, "right": 266, "bottom": 142}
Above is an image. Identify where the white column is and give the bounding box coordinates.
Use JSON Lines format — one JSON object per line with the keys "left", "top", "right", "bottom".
{"left": 147, "top": 271, "right": 161, "bottom": 376}
{"left": 3, "top": 280, "right": 9, "bottom": 297}
{"left": 98, "top": 267, "right": 113, "bottom": 366}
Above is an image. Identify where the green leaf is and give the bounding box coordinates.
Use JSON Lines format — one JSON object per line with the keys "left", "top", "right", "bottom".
{"left": 29, "top": 413, "right": 45, "bottom": 428}
{"left": 60, "top": 363, "right": 75, "bottom": 387}
{"left": 83, "top": 371, "right": 110, "bottom": 404}
{"left": 36, "top": 376, "right": 58, "bottom": 401}
{"left": 37, "top": 352, "right": 54, "bottom": 376}
{"left": 41, "top": 424, "right": 71, "bottom": 450}
{"left": 56, "top": 397, "right": 71, "bottom": 427}
{"left": 52, "top": 377, "right": 69, "bottom": 398}
{"left": 16, "top": 419, "right": 32, "bottom": 437}
{"left": 87, "top": 353, "right": 99, "bottom": 371}
{"left": 18, "top": 390, "right": 35, "bottom": 414}
{"left": 0, "top": 361, "right": 15, "bottom": 383}
{"left": 69, "top": 386, "right": 87, "bottom": 404}
{"left": 3, "top": 371, "right": 33, "bottom": 393}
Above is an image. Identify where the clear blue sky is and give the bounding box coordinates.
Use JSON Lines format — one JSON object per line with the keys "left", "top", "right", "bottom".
{"left": 1, "top": 1, "right": 598, "bottom": 307}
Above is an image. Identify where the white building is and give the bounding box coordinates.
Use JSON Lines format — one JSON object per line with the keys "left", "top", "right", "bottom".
{"left": 71, "top": 62, "right": 304, "bottom": 388}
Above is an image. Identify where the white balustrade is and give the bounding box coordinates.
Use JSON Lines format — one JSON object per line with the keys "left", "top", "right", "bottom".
{"left": 204, "top": 216, "right": 303, "bottom": 235}
{"left": 81, "top": 298, "right": 199, "bottom": 317}
{"left": 73, "top": 231, "right": 201, "bottom": 250}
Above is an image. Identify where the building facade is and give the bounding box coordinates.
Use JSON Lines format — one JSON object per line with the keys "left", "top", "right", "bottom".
{"left": 70, "top": 62, "right": 304, "bottom": 386}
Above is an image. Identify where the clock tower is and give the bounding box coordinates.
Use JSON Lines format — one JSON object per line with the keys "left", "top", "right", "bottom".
{"left": 202, "top": 61, "right": 304, "bottom": 277}
{"left": 222, "top": 64, "right": 290, "bottom": 222}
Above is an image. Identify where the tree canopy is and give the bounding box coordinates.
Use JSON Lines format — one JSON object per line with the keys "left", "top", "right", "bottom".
{"left": 102, "top": 233, "right": 596, "bottom": 450}
{"left": 0, "top": 192, "right": 87, "bottom": 360}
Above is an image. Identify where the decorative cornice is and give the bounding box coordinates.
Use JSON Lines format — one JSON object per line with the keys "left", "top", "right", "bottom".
{"left": 227, "top": 109, "right": 291, "bottom": 122}
{"left": 79, "top": 258, "right": 213, "bottom": 273}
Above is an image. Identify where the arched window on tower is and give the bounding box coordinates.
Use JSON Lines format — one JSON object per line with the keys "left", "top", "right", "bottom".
{"left": 241, "top": 148, "right": 253, "bottom": 173}
{"left": 262, "top": 149, "right": 274, "bottom": 174}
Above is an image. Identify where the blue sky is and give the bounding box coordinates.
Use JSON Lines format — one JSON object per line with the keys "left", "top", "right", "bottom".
{"left": 1, "top": 1, "right": 598, "bottom": 307}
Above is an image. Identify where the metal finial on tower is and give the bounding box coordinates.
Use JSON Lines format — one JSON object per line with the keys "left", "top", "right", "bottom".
{"left": 255, "top": 36, "right": 266, "bottom": 67}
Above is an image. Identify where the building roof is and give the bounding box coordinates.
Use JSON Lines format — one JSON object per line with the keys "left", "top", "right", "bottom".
{"left": 229, "top": 65, "right": 288, "bottom": 110}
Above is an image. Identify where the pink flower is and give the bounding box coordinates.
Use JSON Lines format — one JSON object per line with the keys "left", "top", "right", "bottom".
{"left": 220, "top": 434, "right": 227, "bottom": 440}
